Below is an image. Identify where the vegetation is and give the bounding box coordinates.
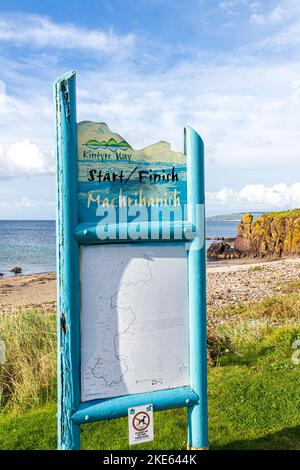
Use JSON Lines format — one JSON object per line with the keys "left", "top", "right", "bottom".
{"left": 0, "top": 309, "right": 56, "bottom": 411}
{"left": 0, "top": 284, "right": 300, "bottom": 449}
{"left": 248, "top": 265, "right": 266, "bottom": 272}
{"left": 263, "top": 209, "right": 300, "bottom": 219}
{"left": 1, "top": 330, "right": 300, "bottom": 450}
{"left": 238, "top": 209, "right": 300, "bottom": 257}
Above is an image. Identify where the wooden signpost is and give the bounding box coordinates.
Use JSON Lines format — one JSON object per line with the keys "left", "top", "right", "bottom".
{"left": 54, "top": 70, "right": 208, "bottom": 450}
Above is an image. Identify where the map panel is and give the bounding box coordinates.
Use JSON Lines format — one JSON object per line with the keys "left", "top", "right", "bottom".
{"left": 80, "top": 243, "right": 189, "bottom": 401}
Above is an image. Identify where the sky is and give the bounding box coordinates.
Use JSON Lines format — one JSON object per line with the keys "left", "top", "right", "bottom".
{"left": 0, "top": 0, "right": 300, "bottom": 218}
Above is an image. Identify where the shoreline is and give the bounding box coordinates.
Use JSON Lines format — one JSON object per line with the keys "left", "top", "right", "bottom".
{"left": 0, "top": 272, "right": 56, "bottom": 312}
{"left": 0, "top": 254, "right": 291, "bottom": 278}
{"left": 1, "top": 257, "right": 300, "bottom": 312}
{"left": 206, "top": 255, "right": 286, "bottom": 270}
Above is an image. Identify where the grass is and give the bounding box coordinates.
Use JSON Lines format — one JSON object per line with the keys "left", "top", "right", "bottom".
{"left": 206, "top": 289, "right": 300, "bottom": 366}
{"left": 260, "top": 208, "right": 300, "bottom": 219}
{"left": 213, "top": 293, "right": 300, "bottom": 324}
{"left": 1, "top": 345, "right": 300, "bottom": 450}
{"left": 0, "top": 308, "right": 56, "bottom": 411}
{"left": 1, "top": 286, "right": 300, "bottom": 449}
{"left": 281, "top": 280, "right": 300, "bottom": 294}
{"left": 248, "top": 265, "right": 266, "bottom": 272}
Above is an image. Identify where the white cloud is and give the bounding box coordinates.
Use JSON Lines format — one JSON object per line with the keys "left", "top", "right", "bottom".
{"left": 248, "top": 1, "right": 300, "bottom": 52}
{"left": 3, "top": 56, "right": 300, "bottom": 181}
{"left": 0, "top": 141, "right": 54, "bottom": 178}
{"left": 1, "top": 47, "right": 300, "bottom": 189}
{"left": 219, "top": 0, "right": 246, "bottom": 12}
{"left": 207, "top": 182, "right": 300, "bottom": 212}
{"left": 0, "top": 80, "right": 6, "bottom": 106}
{"left": 252, "top": 20, "right": 300, "bottom": 50}
{"left": 250, "top": 0, "right": 300, "bottom": 26}
{"left": 0, "top": 13, "right": 134, "bottom": 55}
{"left": 74, "top": 59, "right": 300, "bottom": 179}
{"left": 1, "top": 12, "right": 300, "bottom": 216}
{"left": 291, "top": 80, "right": 300, "bottom": 104}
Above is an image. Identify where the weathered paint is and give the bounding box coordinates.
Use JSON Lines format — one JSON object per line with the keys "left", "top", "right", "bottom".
{"left": 185, "top": 126, "right": 208, "bottom": 449}
{"left": 72, "top": 386, "right": 199, "bottom": 425}
{"left": 54, "top": 71, "right": 208, "bottom": 450}
{"left": 74, "top": 221, "right": 196, "bottom": 244}
{"left": 54, "top": 71, "right": 81, "bottom": 450}
{"left": 77, "top": 121, "right": 187, "bottom": 222}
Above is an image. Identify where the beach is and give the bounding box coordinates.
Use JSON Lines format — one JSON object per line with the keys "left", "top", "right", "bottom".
{"left": 0, "top": 219, "right": 238, "bottom": 277}
{"left": 1, "top": 254, "right": 300, "bottom": 451}
{"left": 0, "top": 272, "right": 56, "bottom": 312}
{"left": 1, "top": 257, "right": 300, "bottom": 313}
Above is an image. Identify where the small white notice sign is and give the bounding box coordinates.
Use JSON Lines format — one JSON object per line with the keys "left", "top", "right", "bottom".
{"left": 128, "top": 404, "right": 154, "bottom": 445}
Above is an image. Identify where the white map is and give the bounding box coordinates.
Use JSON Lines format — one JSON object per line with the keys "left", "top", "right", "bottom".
{"left": 80, "top": 243, "right": 189, "bottom": 401}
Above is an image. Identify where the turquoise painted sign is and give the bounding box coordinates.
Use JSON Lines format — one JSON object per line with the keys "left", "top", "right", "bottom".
{"left": 54, "top": 71, "right": 208, "bottom": 451}
{"left": 77, "top": 122, "right": 187, "bottom": 222}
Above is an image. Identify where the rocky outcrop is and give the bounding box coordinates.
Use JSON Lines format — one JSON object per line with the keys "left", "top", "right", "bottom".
{"left": 10, "top": 267, "right": 22, "bottom": 274}
{"left": 234, "top": 235, "right": 252, "bottom": 253}
{"left": 207, "top": 241, "right": 242, "bottom": 259}
{"left": 235, "top": 210, "right": 300, "bottom": 258}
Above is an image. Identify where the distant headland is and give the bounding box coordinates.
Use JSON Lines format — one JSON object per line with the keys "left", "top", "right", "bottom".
{"left": 207, "top": 209, "right": 300, "bottom": 260}
{"left": 206, "top": 212, "right": 265, "bottom": 222}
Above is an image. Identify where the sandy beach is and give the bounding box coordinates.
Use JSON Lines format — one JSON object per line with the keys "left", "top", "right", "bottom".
{"left": 0, "top": 272, "right": 56, "bottom": 312}
{"left": 1, "top": 257, "right": 300, "bottom": 313}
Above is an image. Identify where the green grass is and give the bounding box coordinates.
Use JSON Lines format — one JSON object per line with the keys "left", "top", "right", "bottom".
{"left": 1, "top": 289, "right": 300, "bottom": 450}
{"left": 259, "top": 208, "right": 300, "bottom": 219}
{"left": 1, "top": 348, "right": 300, "bottom": 450}
{"left": 0, "top": 308, "right": 56, "bottom": 411}
{"left": 217, "top": 292, "right": 300, "bottom": 322}
{"left": 248, "top": 265, "right": 266, "bottom": 272}
{"left": 281, "top": 280, "right": 300, "bottom": 294}
{"left": 208, "top": 364, "right": 300, "bottom": 450}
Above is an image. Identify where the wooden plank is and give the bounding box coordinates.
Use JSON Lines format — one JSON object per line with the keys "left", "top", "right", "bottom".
{"left": 74, "top": 221, "right": 196, "bottom": 244}
{"left": 72, "top": 387, "right": 199, "bottom": 425}
{"left": 54, "top": 71, "right": 81, "bottom": 450}
{"left": 185, "top": 126, "right": 208, "bottom": 449}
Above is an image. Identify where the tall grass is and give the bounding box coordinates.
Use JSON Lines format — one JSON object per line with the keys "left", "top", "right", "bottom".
{"left": 207, "top": 290, "right": 300, "bottom": 365}
{"left": 0, "top": 309, "right": 56, "bottom": 413}
{"left": 0, "top": 282, "right": 300, "bottom": 413}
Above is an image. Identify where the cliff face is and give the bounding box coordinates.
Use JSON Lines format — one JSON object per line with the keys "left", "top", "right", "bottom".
{"left": 235, "top": 210, "right": 300, "bottom": 257}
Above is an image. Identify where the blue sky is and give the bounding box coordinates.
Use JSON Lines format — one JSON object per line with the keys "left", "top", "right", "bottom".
{"left": 0, "top": 0, "right": 300, "bottom": 218}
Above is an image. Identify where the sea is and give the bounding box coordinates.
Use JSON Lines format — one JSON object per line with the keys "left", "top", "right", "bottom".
{"left": 0, "top": 219, "right": 239, "bottom": 276}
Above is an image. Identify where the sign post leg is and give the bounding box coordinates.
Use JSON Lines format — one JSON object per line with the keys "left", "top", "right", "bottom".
{"left": 185, "top": 126, "right": 208, "bottom": 450}
{"left": 54, "top": 71, "right": 81, "bottom": 450}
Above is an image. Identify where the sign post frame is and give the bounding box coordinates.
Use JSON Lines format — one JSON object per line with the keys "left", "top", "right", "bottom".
{"left": 54, "top": 70, "right": 208, "bottom": 450}
{"left": 54, "top": 71, "right": 81, "bottom": 450}
{"left": 185, "top": 127, "right": 208, "bottom": 450}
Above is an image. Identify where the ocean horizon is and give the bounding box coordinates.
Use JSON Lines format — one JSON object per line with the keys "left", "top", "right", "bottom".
{"left": 0, "top": 219, "right": 239, "bottom": 276}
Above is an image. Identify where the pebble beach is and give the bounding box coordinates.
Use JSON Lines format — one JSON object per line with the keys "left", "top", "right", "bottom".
{"left": 1, "top": 258, "right": 300, "bottom": 313}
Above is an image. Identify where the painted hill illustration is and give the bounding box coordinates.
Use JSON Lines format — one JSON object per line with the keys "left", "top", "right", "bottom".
{"left": 77, "top": 121, "right": 185, "bottom": 163}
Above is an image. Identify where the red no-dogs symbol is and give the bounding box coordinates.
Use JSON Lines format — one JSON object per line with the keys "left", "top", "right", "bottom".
{"left": 133, "top": 411, "right": 150, "bottom": 432}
